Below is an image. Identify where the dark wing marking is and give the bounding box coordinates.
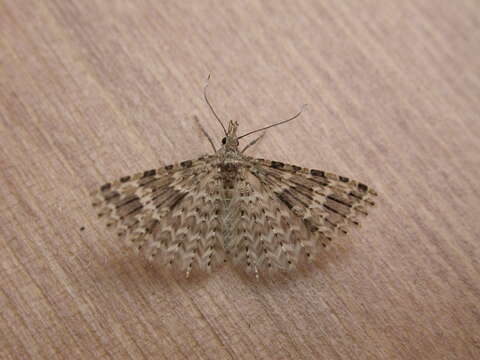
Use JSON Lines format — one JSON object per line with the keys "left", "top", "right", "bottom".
{"left": 249, "top": 157, "right": 377, "bottom": 247}
{"left": 91, "top": 155, "right": 225, "bottom": 276}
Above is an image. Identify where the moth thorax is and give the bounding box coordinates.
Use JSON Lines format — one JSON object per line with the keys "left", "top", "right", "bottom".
{"left": 220, "top": 161, "right": 239, "bottom": 173}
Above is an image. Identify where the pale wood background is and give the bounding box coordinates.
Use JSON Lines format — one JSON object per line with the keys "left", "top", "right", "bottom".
{"left": 1, "top": 1, "right": 479, "bottom": 359}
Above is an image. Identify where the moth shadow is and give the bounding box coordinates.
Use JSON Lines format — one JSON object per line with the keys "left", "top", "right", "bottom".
{"left": 83, "top": 253, "right": 220, "bottom": 297}
{"left": 83, "top": 238, "right": 355, "bottom": 291}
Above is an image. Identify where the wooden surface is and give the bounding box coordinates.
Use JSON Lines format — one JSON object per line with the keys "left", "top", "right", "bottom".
{"left": 1, "top": 1, "right": 479, "bottom": 359}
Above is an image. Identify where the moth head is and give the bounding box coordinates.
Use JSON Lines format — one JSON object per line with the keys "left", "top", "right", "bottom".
{"left": 221, "top": 120, "right": 240, "bottom": 150}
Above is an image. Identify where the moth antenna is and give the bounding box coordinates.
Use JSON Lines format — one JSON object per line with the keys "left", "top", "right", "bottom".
{"left": 204, "top": 74, "right": 227, "bottom": 136}
{"left": 237, "top": 104, "right": 308, "bottom": 140}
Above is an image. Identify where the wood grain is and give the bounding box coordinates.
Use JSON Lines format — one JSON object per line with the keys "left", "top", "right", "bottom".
{"left": 1, "top": 1, "right": 479, "bottom": 359}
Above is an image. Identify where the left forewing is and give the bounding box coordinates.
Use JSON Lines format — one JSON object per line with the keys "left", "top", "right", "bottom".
{"left": 90, "top": 155, "right": 225, "bottom": 275}
{"left": 248, "top": 157, "right": 378, "bottom": 249}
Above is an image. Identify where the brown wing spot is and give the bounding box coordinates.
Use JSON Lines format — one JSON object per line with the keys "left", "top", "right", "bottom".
{"left": 116, "top": 195, "right": 140, "bottom": 209}
{"left": 143, "top": 169, "right": 156, "bottom": 177}
{"left": 270, "top": 161, "right": 284, "bottom": 169}
{"left": 169, "top": 192, "right": 188, "bottom": 210}
{"left": 349, "top": 191, "right": 362, "bottom": 200}
{"left": 326, "top": 195, "right": 352, "bottom": 208}
{"left": 290, "top": 184, "right": 314, "bottom": 201}
{"left": 120, "top": 176, "right": 130, "bottom": 183}
{"left": 339, "top": 176, "right": 349, "bottom": 183}
{"left": 303, "top": 218, "right": 318, "bottom": 233}
{"left": 292, "top": 165, "right": 302, "bottom": 172}
{"left": 100, "top": 183, "right": 111, "bottom": 192}
{"left": 358, "top": 183, "right": 368, "bottom": 192}
{"left": 277, "top": 190, "right": 294, "bottom": 209}
{"left": 181, "top": 160, "right": 193, "bottom": 168}
{"left": 165, "top": 164, "right": 174, "bottom": 171}
{"left": 324, "top": 204, "right": 345, "bottom": 217}
{"left": 105, "top": 191, "right": 120, "bottom": 201}
{"left": 120, "top": 204, "right": 143, "bottom": 219}
{"left": 310, "top": 169, "right": 325, "bottom": 177}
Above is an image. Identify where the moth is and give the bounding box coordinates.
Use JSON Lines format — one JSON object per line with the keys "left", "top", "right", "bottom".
{"left": 91, "top": 77, "right": 377, "bottom": 278}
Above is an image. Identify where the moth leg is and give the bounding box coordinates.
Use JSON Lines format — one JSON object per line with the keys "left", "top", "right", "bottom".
{"left": 241, "top": 132, "right": 266, "bottom": 154}
{"left": 194, "top": 115, "right": 217, "bottom": 152}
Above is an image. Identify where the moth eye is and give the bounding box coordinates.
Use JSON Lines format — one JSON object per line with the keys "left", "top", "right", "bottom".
{"left": 222, "top": 137, "right": 227, "bottom": 144}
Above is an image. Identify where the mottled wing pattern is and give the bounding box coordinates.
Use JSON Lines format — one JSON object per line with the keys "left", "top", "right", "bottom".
{"left": 91, "top": 154, "right": 377, "bottom": 277}
{"left": 222, "top": 169, "right": 312, "bottom": 276}
{"left": 248, "top": 157, "right": 377, "bottom": 257}
{"left": 91, "top": 155, "right": 225, "bottom": 275}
